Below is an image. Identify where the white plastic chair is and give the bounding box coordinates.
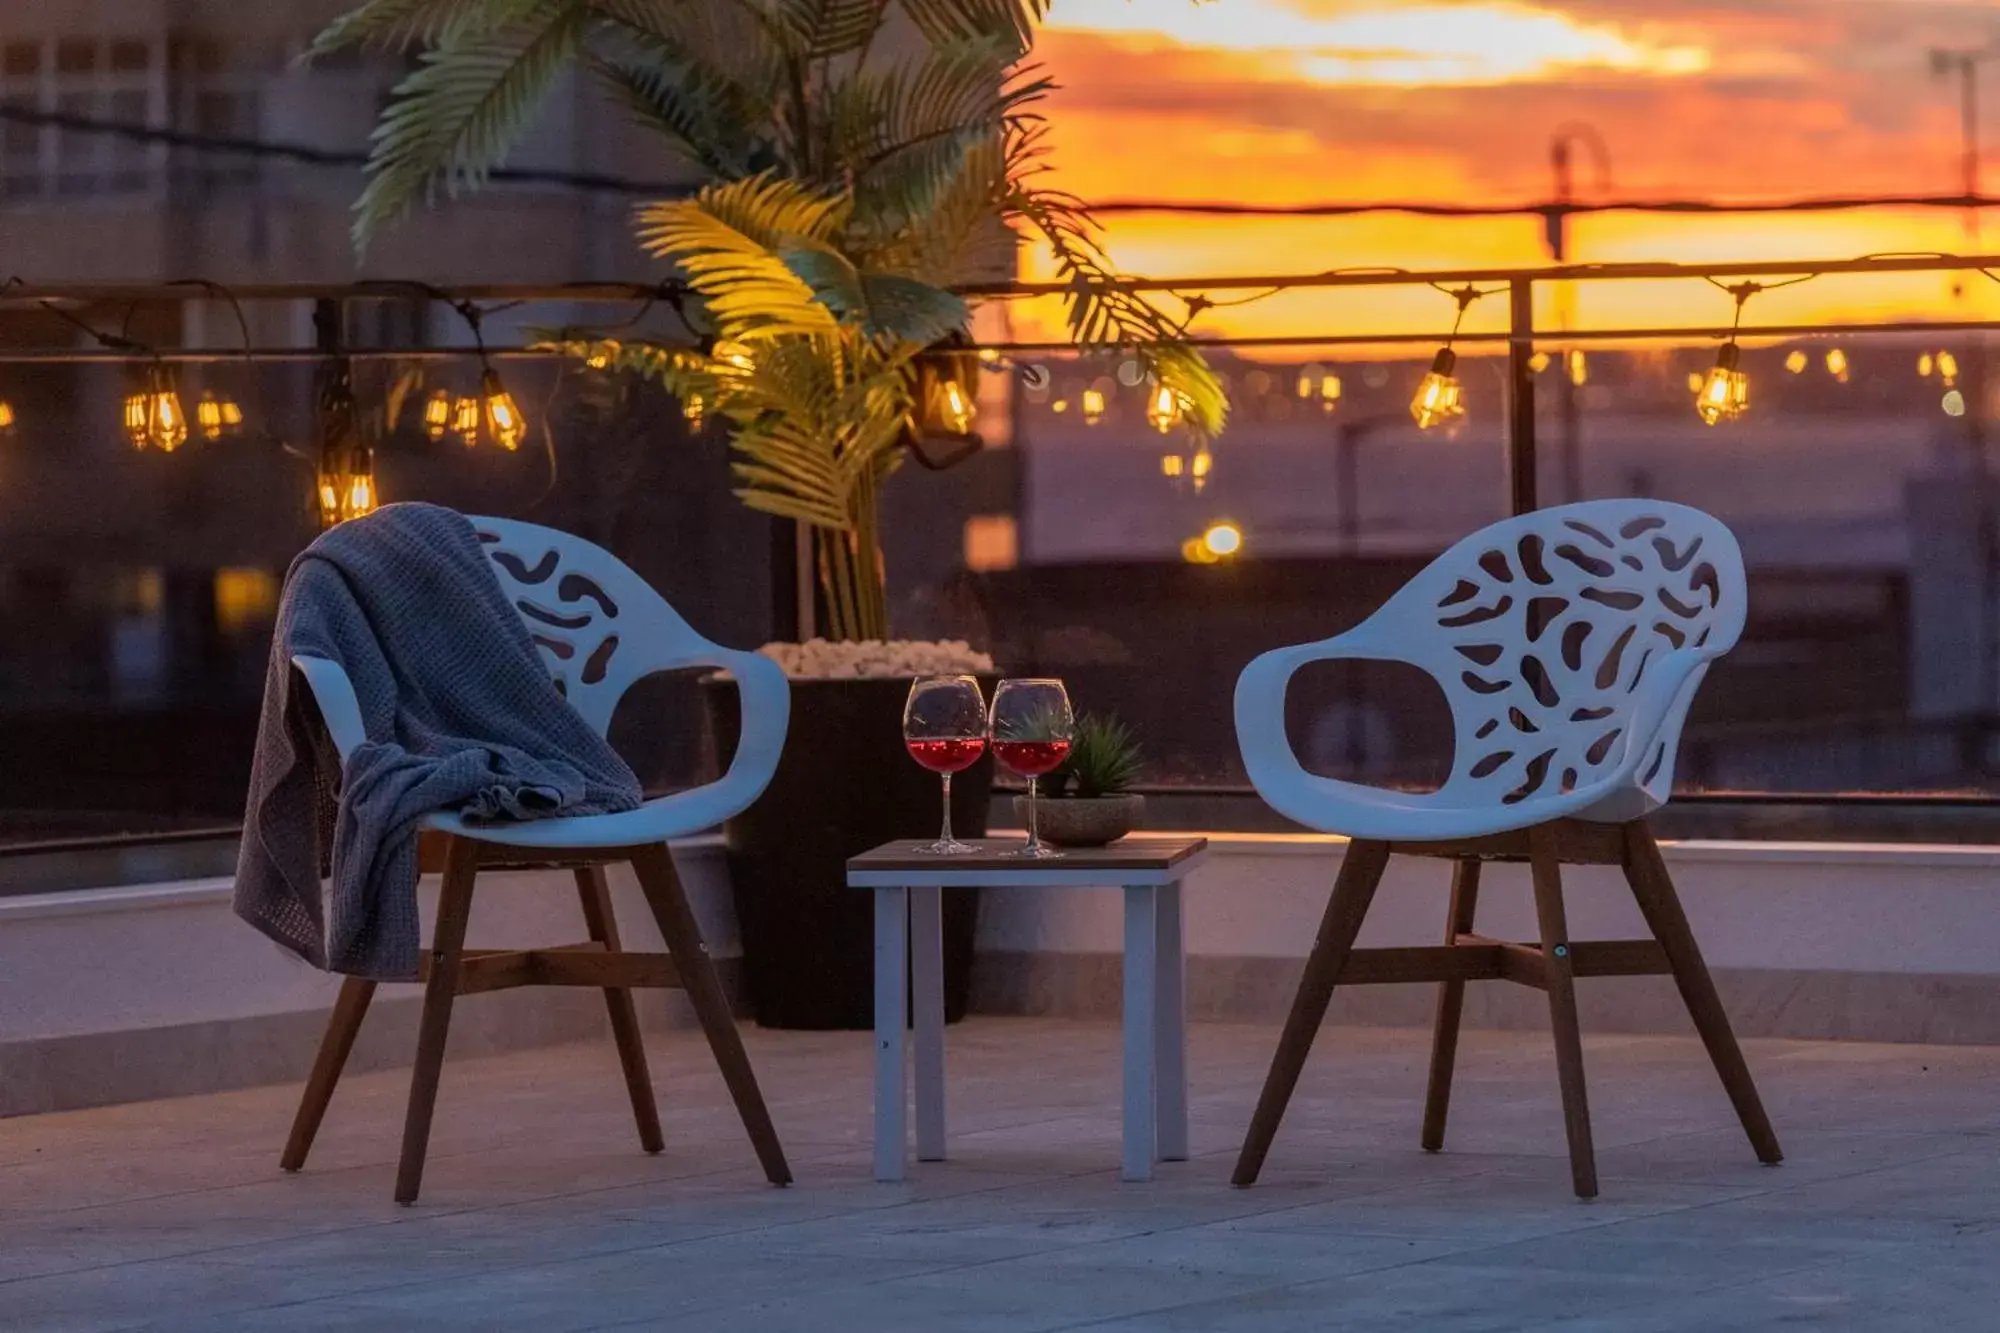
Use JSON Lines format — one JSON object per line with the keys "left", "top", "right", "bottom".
{"left": 1230, "top": 500, "right": 1780, "bottom": 1198}
{"left": 281, "top": 516, "right": 792, "bottom": 1202}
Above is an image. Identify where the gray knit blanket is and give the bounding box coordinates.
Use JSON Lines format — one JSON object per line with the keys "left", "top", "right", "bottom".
{"left": 233, "top": 503, "right": 642, "bottom": 979}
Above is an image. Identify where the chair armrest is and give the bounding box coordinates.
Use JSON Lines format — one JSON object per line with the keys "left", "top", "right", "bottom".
{"left": 290, "top": 655, "right": 366, "bottom": 764}
{"left": 703, "top": 649, "right": 791, "bottom": 817}
{"left": 1234, "top": 634, "right": 1392, "bottom": 827}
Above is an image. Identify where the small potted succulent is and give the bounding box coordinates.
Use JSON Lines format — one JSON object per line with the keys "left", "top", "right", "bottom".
{"left": 1018, "top": 713, "right": 1146, "bottom": 848}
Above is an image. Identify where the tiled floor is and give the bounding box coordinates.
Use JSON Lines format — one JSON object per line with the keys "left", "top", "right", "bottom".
{"left": 5, "top": 1017, "right": 2000, "bottom": 1331}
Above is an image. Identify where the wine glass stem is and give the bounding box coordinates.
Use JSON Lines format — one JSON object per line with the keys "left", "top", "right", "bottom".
{"left": 939, "top": 771, "right": 954, "bottom": 847}
{"left": 1026, "top": 775, "right": 1040, "bottom": 850}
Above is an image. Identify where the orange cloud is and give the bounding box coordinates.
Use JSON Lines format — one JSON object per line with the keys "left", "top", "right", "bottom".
{"left": 1014, "top": 2, "right": 1999, "bottom": 345}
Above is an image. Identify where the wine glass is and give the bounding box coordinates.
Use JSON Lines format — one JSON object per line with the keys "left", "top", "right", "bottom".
{"left": 988, "top": 678, "right": 1075, "bottom": 859}
{"left": 903, "top": 675, "right": 987, "bottom": 855}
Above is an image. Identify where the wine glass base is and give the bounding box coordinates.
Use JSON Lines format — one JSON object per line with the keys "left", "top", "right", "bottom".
{"left": 912, "top": 838, "right": 979, "bottom": 855}
{"left": 1002, "top": 841, "right": 1064, "bottom": 860}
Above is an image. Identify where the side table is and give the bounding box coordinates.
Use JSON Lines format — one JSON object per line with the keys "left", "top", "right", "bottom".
{"left": 847, "top": 836, "right": 1209, "bottom": 1182}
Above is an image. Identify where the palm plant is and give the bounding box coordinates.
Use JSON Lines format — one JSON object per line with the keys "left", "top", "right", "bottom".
{"left": 311, "top": 0, "right": 1228, "bottom": 640}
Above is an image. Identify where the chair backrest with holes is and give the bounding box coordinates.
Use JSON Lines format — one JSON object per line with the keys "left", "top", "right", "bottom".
{"left": 470, "top": 516, "right": 714, "bottom": 736}
{"left": 1352, "top": 500, "right": 1744, "bottom": 819}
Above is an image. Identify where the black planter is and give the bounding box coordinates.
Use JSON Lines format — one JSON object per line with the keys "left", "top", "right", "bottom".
{"left": 703, "top": 676, "right": 993, "bottom": 1030}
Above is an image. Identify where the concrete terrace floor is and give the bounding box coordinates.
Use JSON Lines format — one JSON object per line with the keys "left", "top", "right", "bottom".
{"left": 5, "top": 1018, "right": 2000, "bottom": 1332}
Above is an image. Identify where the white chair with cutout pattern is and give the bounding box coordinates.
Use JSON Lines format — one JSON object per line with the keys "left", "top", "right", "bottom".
{"left": 1230, "top": 499, "right": 1781, "bottom": 1198}
{"left": 281, "top": 517, "right": 792, "bottom": 1203}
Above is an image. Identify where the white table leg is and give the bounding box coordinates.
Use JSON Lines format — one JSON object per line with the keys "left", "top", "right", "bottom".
{"left": 1154, "top": 880, "right": 1189, "bottom": 1162}
{"left": 1122, "top": 884, "right": 1158, "bottom": 1182}
{"left": 873, "top": 886, "right": 908, "bottom": 1183}
{"left": 911, "top": 885, "right": 947, "bottom": 1162}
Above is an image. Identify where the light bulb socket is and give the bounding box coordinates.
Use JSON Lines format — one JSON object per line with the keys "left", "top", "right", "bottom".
{"left": 1428, "top": 347, "right": 1458, "bottom": 377}
{"left": 1713, "top": 341, "right": 1741, "bottom": 372}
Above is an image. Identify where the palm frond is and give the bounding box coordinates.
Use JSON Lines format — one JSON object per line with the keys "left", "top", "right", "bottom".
{"left": 351, "top": 0, "right": 591, "bottom": 248}
{"left": 768, "top": 0, "right": 889, "bottom": 57}
{"left": 587, "top": 51, "right": 765, "bottom": 176}
{"left": 305, "top": 0, "right": 543, "bottom": 58}
{"left": 636, "top": 178, "right": 855, "bottom": 341}
{"left": 896, "top": 0, "right": 1047, "bottom": 56}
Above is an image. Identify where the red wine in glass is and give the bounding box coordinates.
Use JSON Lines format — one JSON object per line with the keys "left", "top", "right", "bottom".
{"left": 908, "top": 736, "right": 986, "bottom": 773}
{"left": 991, "top": 739, "right": 1070, "bottom": 777}
{"left": 904, "top": 675, "right": 988, "bottom": 854}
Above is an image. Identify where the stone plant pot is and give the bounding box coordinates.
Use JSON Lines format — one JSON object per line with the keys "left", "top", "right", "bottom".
{"left": 1015, "top": 793, "right": 1146, "bottom": 848}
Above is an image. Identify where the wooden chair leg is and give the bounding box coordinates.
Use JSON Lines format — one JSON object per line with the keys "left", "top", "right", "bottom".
{"left": 630, "top": 842, "right": 792, "bottom": 1186}
{"left": 1420, "top": 859, "right": 1482, "bottom": 1152}
{"left": 574, "top": 865, "right": 665, "bottom": 1155}
{"left": 280, "top": 976, "right": 377, "bottom": 1172}
{"left": 1621, "top": 823, "right": 1783, "bottom": 1165}
{"left": 1528, "top": 826, "right": 1598, "bottom": 1199}
{"left": 1232, "top": 838, "right": 1392, "bottom": 1187}
{"left": 394, "top": 834, "right": 480, "bottom": 1205}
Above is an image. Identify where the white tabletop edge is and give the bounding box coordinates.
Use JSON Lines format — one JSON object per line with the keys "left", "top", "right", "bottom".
{"left": 847, "top": 846, "right": 1210, "bottom": 889}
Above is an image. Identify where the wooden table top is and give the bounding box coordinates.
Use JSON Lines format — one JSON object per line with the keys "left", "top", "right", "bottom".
{"left": 847, "top": 836, "right": 1208, "bottom": 881}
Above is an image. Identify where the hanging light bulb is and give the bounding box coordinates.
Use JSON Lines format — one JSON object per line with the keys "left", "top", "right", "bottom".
{"left": 1528, "top": 351, "right": 1551, "bottom": 374}
{"left": 1785, "top": 349, "right": 1808, "bottom": 374}
{"left": 1566, "top": 349, "right": 1588, "bottom": 386}
{"left": 1319, "top": 373, "right": 1342, "bottom": 413}
{"left": 1410, "top": 348, "right": 1464, "bottom": 429}
{"left": 1919, "top": 352, "right": 1936, "bottom": 378}
{"left": 1939, "top": 350, "right": 1960, "bottom": 387}
{"left": 123, "top": 363, "right": 186, "bottom": 452}
{"left": 1295, "top": 366, "right": 1317, "bottom": 399}
{"left": 1190, "top": 446, "right": 1213, "bottom": 493}
{"left": 1160, "top": 453, "right": 1185, "bottom": 479}
{"left": 1695, "top": 343, "right": 1749, "bottom": 425}
{"left": 1824, "top": 347, "right": 1850, "bottom": 384}
{"left": 423, "top": 390, "right": 451, "bottom": 441}
{"left": 0, "top": 399, "right": 16, "bottom": 434}
{"left": 220, "top": 397, "right": 243, "bottom": 432}
{"left": 480, "top": 367, "right": 526, "bottom": 451}
{"left": 197, "top": 391, "right": 226, "bottom": 441}
{"left": 1081, "top": 387, "right": 1106, "bottom": 425}
{"left": 1145, "top": 381, "right": 1184, "bottom": 434}
{"left": 451, "top": 395, "right": 480, "bottom": 446}
{"left": 913, "top": 335, "right": 980, "bottom": 440}
{"left": 683, "top": 393, "right": 705, "bottom": 431}
{"left": 314, "top": 350, "right": 376, "bottom": 527}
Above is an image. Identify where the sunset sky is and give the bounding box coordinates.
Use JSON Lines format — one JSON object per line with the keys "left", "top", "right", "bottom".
{"left": 1015, "top": 0, "right": 2000, "bottom": 345}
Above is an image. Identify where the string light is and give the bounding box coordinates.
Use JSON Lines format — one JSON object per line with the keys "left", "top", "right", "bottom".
{"left": 0, "top": 399, "right": 15, "bottom": 433}
{"left": 195, "top": 390, "right": 243, "bottom": 441}
{"left": 1412, "top": 285, "right": 1493, "bottom": 429}
{"left": 1694, "top": 281, "right": 1760, "bottom": 425}
{"left": 1318, "top": 372, "right": 1342, "bottom": 413}
{"left": 1939, "top": 350, "right": 1960, "bottom": 386}
{"left": 1919, "top": 352, "right": 1935, "bottom": 378}
{"left": 913, "top": 334, "right": 980, "bottom": 441}
{"left": 1824, "top": 347, "right": 1850, "bottom": 383}
{"left": 1411, "top": 349, "right": 1464, "bottom": 429}
{"left": 450, "top": 394, "right": 479, "bottom": 446}
{"left": 123, "top": 362, "right": 187, "bottom": 452}
{"left": 423, "top": 390, "right": 450, "bottom": 440}
{"left": 1161, "top": 454, "right": 1185, "bottom": 478}
{"left": 1081, "top": 387, "right": 1106, "bottom": 425}
{"left": 480, "top": 367, "right": 526, "bottom": 451}
{"left": 683, "top": 393, "right": 705, "bottom": 430}
{"left": 1528, "top": 351, "right": 1551, "bottom": 373}
{"left": 1145, "top": 381, "right": 1184, "bottom": 433}
{"left": 313, "top": 342, "right": 375, "bottom": 527}
{"left": 1190, "top": 446, "right": 1213, "bottom": 493}
{"left": 1566, "top": 349, "right": 1588, "bottom": 386}
{"left": 1785, "top": 350, "right": 1808, "bottom": 373}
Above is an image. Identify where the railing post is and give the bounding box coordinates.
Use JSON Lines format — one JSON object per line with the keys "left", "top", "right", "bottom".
{"left": 1507, "top": 276, "right": 1538, "bottom": 515}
